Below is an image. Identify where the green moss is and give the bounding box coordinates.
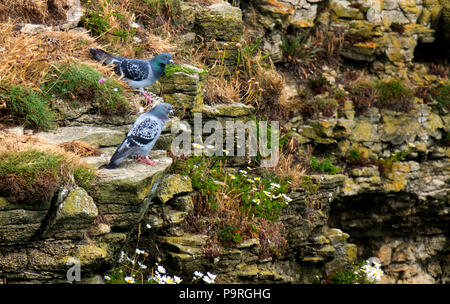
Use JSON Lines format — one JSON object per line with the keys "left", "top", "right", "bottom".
{"left": 163, "top": 64, "right": 204, "bottom": 78}
{"left": 0, "top": 150, "right": 65, "bottom": 184}
{"left": 42, "top": 62, "right": 129, "bottom": 116}
{"left": 0, "top": 85, "right": 55, "bottom": 131}
{"left": 73, "top": 166, "right": 97, "bottom": 189}
{"left": 0, "top": 150, "right": 96, "bottom": 203}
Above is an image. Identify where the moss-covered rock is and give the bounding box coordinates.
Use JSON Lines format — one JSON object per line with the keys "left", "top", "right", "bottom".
{"left": 156, "top": 174, "right": 193, "bottom": 204}
{"left": 194, "top": 2, "right": 243, "bottom": 42}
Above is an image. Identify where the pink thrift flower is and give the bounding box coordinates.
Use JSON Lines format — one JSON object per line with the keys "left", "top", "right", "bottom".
{"left": 98, "top": 78, "right": 106, "bottom": 84}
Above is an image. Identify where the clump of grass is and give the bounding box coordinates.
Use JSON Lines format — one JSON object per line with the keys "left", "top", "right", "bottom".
{"left": 308, "top": 76, "right": 329, "bottom": 95}
{"left": 0, "top": 85, "right": 55, "bottom": 131}
{"left": 58, "top": 141, "right": 101, "bottom": 157}
{"left": 435, "top": 82, "right": 450, "bottom": 111}
{"left": 348, "top": 81, "right": 377, "bottom": 115}
{"left": 310, "top": 156, "right": 340, "bottom": 174}
{"left": 43, "top": 62, "right": 130, "bottom": 116}
{"left": 298, "top": 97, "right": 338, "bottom": 119}
{"left": 0, "top": 149, "right": 96, "bottom": 203}
{"left": 375, "top": 79, "right": 414, "bottom": 112}
{"left": 0, "top": 150, "right": 68, "bottom": 203}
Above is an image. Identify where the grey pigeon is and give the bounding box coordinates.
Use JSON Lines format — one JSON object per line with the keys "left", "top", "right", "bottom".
{"left": 103, "top": 103, "right": 174, "bottom": 169}
{"left": 89, "top": 48, "right": 174, "bottom": 104}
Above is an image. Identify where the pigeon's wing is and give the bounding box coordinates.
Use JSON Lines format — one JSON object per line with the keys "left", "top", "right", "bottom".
{"left": 119, "top": 59, "right": 151, "bottom": 81}
{"left": 108, "top": 115, "right": 162, "bottom": 165}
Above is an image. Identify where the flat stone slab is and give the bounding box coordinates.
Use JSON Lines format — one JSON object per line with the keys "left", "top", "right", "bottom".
{"left": 35, "top": 126, "right": 128, "bottom": 147}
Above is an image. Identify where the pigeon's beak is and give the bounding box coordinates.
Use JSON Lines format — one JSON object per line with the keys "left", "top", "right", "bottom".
{"left": 169, "top": 109, "right": 174, "bottom": 117}
{"left": 169, "top": 59, "right": 174, "bottom": 65}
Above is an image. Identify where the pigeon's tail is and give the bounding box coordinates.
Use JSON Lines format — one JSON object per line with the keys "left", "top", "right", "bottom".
{"left": 89, "top": 48, "right": 122, "bottom": 65}
{"left": 99, "top": 162, "right": 118, "bottom": 170}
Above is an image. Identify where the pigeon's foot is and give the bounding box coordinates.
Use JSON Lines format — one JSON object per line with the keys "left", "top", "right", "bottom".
{"left": 137, "top": 155, "right": 159, "bottom": 166}
{"left": 142, "top": 92, "right": 152, "bottom": 106}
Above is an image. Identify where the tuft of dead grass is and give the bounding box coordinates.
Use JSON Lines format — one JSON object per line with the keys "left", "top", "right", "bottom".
{"left": 58, "top": 141, "right": 101, "bottom": 157}
{"left": 0, "top": 0, "right": 68, "bottom": 25}
{"left": 0, "top": 21, "right": 115, "bottom": 90}
{"left": 0, "top": 128, "right": 97, "bottom": 203}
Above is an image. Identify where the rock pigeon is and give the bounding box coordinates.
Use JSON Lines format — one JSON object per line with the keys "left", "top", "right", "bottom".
{"left": 102, "top": 103, "right": 174, "bottom": 169}
{"left": 89, "top": 48, "right": 174, "bottom": 105}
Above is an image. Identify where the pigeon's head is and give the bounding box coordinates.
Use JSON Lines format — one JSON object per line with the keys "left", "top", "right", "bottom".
{"left": 152, "top": 102, "right": 174, "bottom": 120}
{"left": 154, "top": 53, "right": 174, "bottom": 68}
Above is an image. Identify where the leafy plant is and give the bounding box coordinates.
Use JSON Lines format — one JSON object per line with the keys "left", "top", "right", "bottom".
{"left": 436, "top": 82, "right": 450, "bottom": 110}
{"left": 281, "top": 33, "right": 324, "bottom": 63}
{"left": 310, "top": 156, "right": 340, "bottom": 174}
{"left": 0, "top": 85, "right": 55, "bottom": 131}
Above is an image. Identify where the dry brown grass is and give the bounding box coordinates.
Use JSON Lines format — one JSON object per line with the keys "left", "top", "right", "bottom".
{"left": 0, "top": 0, "right": 68, "bottom": 25}
{"left": 203, "top": 76, "right": 241, "bottom": 105}
{"left": 0, "top": 128, "right": 97, "bottom": 202}
{"left": 58, "top": 141, "right": 101, "bottom": 157}
{"left": 267, "top": 153, "right": 305, "bottom": 189}
{"left": 0, "top": 21, "right": 117, "bottom": 90}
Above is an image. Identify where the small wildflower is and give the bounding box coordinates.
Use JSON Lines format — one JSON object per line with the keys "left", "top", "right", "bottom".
{"left": 174, "top": 276, "right": 182, "bottom": 284}
{"left": 252, "top": 198, "right": 261, "bottom": 205}
{"left": 247, "top": 178, "right": 255, "bottom": 183}
{"left": 124, "top": 276, "right": 135, "bottom": 284}
{"left": 229, "top": 174, "right": 236, "bottom": 180}
{"left": 223, "top": 149, "right": 230, "bottom": 155}
{"left": 113, "top": 88, "right": 118, "bottom": 92}
{"left": 138, "top": 261, "right": 147, "bottom": 269}
{"left": 192, "top": 143, "right": 204, "bottom": 149}
{"left": 98, "top": 78, "right": 106, "bottom": 85}
{"left": 104, "top": 275, "right": 111, "bottom": 281}
{"left": 263, "top": 190, "right": 273, "bottom": 198}
{"left": 136, "top": 248, "right": 145, "bottom": 255}
{"left": 206, "top": 144, "right": 215, "bottom": 149}
{"left": 157, "top": 265, "right": 166, "bottom": 274}
{"left": 254, "top": 177, "right": 261, "bottom": 181}
{"left": 270, "top": 182, "right": 281, "bottom": 189}
{"left": 146, "top": 223, "right": 151, "bottom": 229}
{"left": 239, "top": 170, "right": 247, "bottom": 175}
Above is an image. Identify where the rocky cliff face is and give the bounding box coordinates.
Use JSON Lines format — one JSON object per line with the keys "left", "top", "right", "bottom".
{"left": 0, "top": 0, "right": 448, "bottom": 284}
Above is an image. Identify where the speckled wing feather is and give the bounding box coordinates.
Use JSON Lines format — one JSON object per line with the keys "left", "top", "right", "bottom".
{"left": 105, "top": 114, "right": 162, "bottom": 168}
{"left": 118, "top": 59, "right": 151, "bottom": 82}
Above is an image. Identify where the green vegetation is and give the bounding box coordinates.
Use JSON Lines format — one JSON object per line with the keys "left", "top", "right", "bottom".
{"left": 0, "top": 85, "right": 55, "bottom": 131}
{"left": 0, "top": 150, "right": 96, "bottom": 203}
{"left": 348, "top": 148, "right": 363, "bottom": 162}
{"left": 310, "top": 156, "right": 340, "bottom": 174}
{"left": 348, "top": 79, "right": 414, "bottom": 114}
{"left": 375, "top": 79, "right": 414, "bottom": 112}
{"left": 43, "top": 62, "right": 129, "bottom": 116}
{"left": 436, "top": 82, "right": 450, "bottom": 111}
{"left": 170, "top": 153, "right": 289, "bottom": 257}
{"left": 281, "top": 33, "right": 324, "bottom": 63}
{"left": 163, "top": 64, "right": 204, "bottom": 78}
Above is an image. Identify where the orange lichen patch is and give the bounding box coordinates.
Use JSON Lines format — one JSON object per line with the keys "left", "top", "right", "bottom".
{"left": 354, "top": 41, "right": 377, "bottom": 48}
{"left": 291, "top": 20, "right": 314, "bottom": 28}
{"left": 265, "top": 0, "right": 294, "bottom": 14}
{"left": 320, "top": 120, "right": 330, "bottom": 128}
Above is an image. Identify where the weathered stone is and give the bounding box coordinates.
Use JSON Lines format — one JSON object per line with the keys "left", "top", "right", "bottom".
{"left": 194, "top": 2, "right": 243, "bottom": 42}
{"left": 44, "top": 187, "right": 98, "bottom": 239}
{"left": 156, "top": 174, "right": 193, "bottom": 204}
